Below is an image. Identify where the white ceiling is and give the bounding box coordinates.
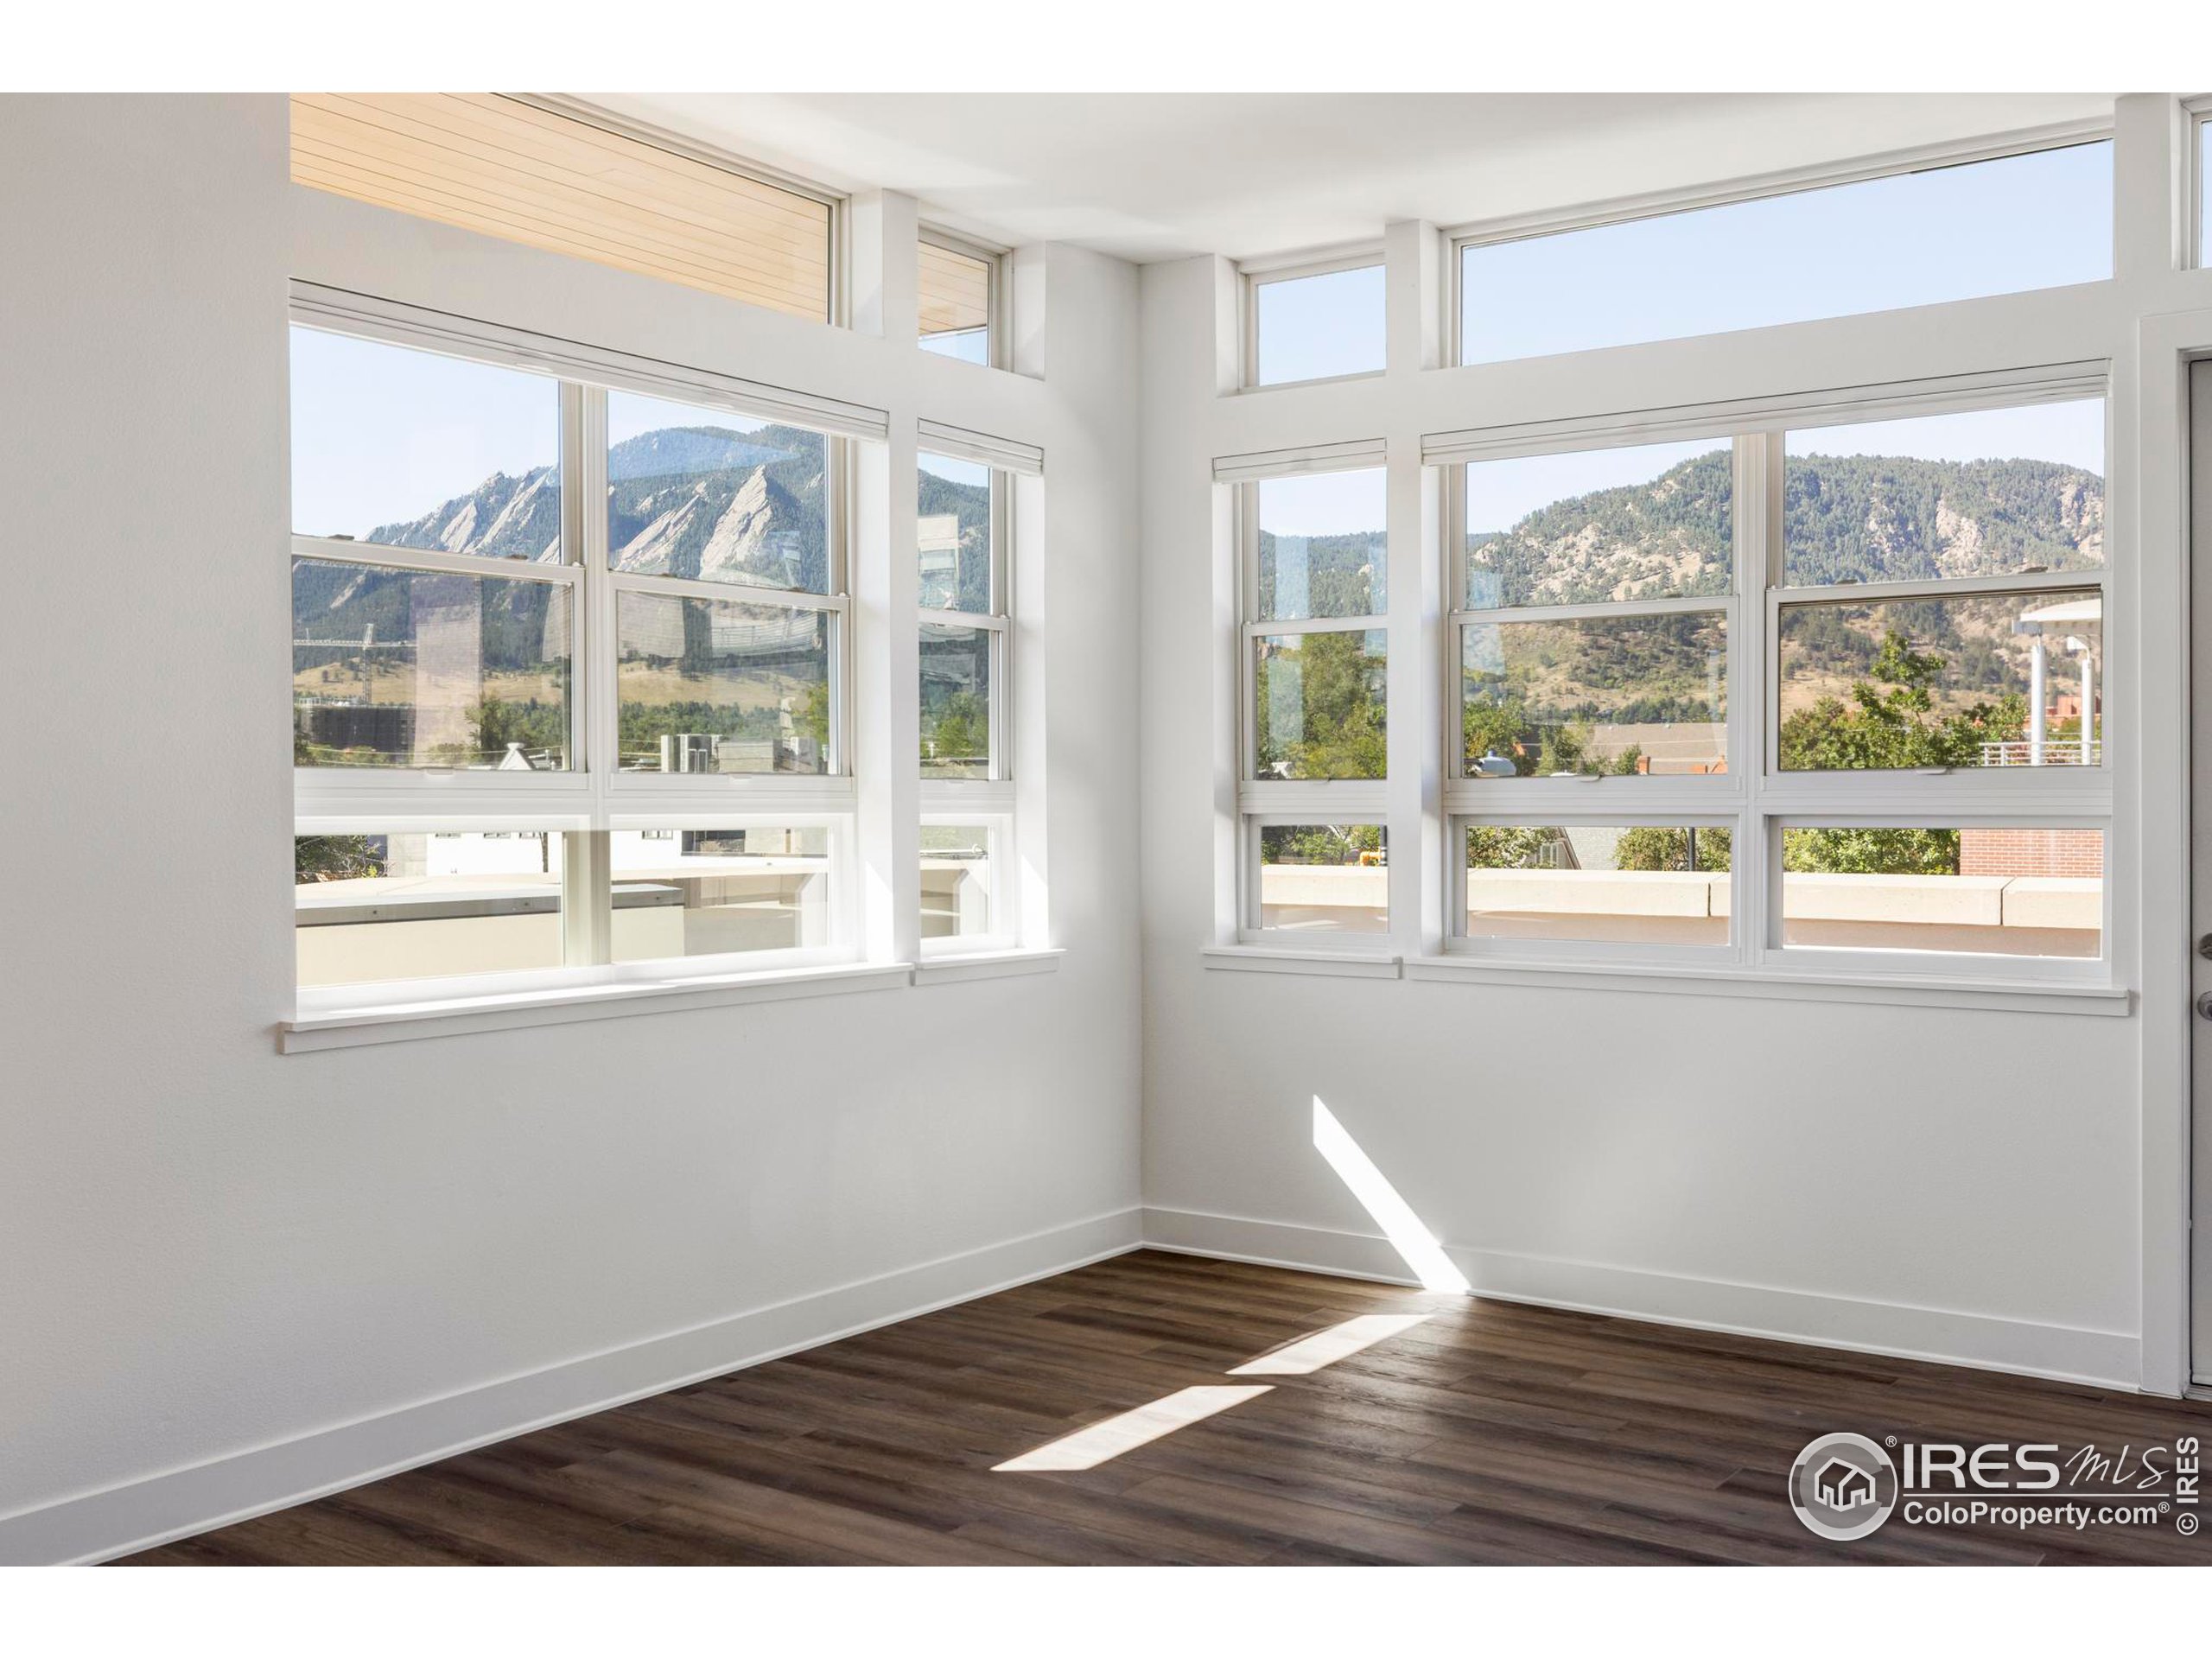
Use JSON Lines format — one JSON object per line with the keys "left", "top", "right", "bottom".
{"left": 587, "top": 92, "right": 2114, "bottom": 264}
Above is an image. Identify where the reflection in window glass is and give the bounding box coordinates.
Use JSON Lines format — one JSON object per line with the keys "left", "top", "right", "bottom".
{"left": 1465, "top": 441, "right": 1731, "bottom": 608}
{"left": 1254, "top": 630, "right": 1388, "bottom": 780}
{"left": 1780, "top": 826, "right": 2102, "bottom": 958}
{"left": 1462, "top": 142, "right": 2113, "bottom": 364}
{"left": 609, "top": 828, "right": 831, "bottom": 963}
{"left": 607, "top": 391, "right": 830, "bottom": 594}
{"left": 1461, "top": 613, "right": 1726, "bottom": 778}
{"left": 1256, "top": 824, "right": 1388, "bottom": 934}
{"left": 918, "top": 452, "right": 993, "bottom": 612}
{"left": 919, "top": 239, "right": 994, "bottom": 365}
{"left": 291, "top": 561, "right": 572, "bottom": 770}
{"left": 1253, "top": 264, "right": 1386, "bottom": 386}
{"left": 289, "top": 327, "right": 563, "bottom": 559}
{"left": 1462, "top": 823, "right": 1729, "bottom": 946}
{"left": 1777, "top": 589, "right": 2100, "bottom": 772}
{"left": 921, "top": 623, "right": 993, "bottom": 780}
{"left": 295, "top": 830, "right": 563, "bottom": 988}
{"left": 1258, "top": 470, "right": 1386, "bottom": 620}
{"left": 921, "top": 824, "right": 995, "bottom": 939}
{"left": 1784, "top": 400, "right": 2104, "bottom": 586}
{"left": 615, "top": 593, "right": 831, "bottom": 774}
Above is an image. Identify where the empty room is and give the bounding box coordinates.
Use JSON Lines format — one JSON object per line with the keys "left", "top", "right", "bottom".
{"left": 10, "top": 10, "right": 2212, "bottom": 1639}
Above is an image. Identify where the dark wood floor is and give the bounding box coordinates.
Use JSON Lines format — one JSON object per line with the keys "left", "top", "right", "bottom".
{"left": 118, "top": 1250, "right": 2212, "bottom": 1566}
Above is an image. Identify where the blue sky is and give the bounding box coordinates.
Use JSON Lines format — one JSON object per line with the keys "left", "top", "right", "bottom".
{"left": 291, "top": 327, "right": 559, "bottom": 539}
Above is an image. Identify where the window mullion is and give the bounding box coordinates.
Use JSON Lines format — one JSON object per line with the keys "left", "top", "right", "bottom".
{"left": 574, "top": 383, "right": 615, "bottom": 964}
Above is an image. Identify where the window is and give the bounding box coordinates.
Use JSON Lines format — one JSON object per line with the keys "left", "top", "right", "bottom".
{"left": 1253, "top": 824, "right": 1389, "bottom": 935}
{"left": 1433, "top": 385, "right": 2111, "bottom": 981}
{"left": 292, "top": 324, "right": 854, "bottom": 1003}
{"left": 1458, "top": 141, "right": 2113, "bottom": 365}
{"left": 918, "top": 451, "right": 1014, "bottom": 950}
{"left": 2198, "top": 103, "right": 2212, "bottom": 269}
{"left": 290, "top": 96, "right": 835, "bottom": 323}
{"left": 918, "top": 232, "right": 1000, "bottom": 365}
{"left": 1777, "top": 400, "right": 2104, "bottom": 774}
{"left": 296, "top": 831, "right": 564, "bottom": 988}
{"left": 920, "top": 823, "right": 1000, "bottom": 942}
{"left": 1247, "top": 259, "right": 1386, "bottom": 387}
{"left": 1238, "top": 466, "right": 1389, "bottom": 940}
{"left": 1778, "top": 827, "right": 2102, "bottom": 959}
{"left": 1458, "top": 823, "right": 1732, "bottom": 947}
{"left": 1457, "top": 438, "right": 1731, "bottom": 781}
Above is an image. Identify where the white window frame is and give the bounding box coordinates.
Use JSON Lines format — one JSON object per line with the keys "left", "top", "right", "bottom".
{"left": 1427, "top": 367, "right": 2115, "bottom": 991}
{"left": 918, "top": 225, "right": 1009, "bottom": 371}
{"left": 1445, "top": 120, "right": 2115, "bottom": 370}
{"left": 1240, "top": 245, "right": 1389, "bottom": 392}
{"left": 290, "top": 302, "right": 865, "bottom": 1016}
{"left": 1233, "top": 457, "right": 1392, "bottom": 948}
{"left": 917, "top": 445, "right": 1018, "bottom": 955}
{"left": 2187, "top": 96, "right": 2212, "bottom": 272}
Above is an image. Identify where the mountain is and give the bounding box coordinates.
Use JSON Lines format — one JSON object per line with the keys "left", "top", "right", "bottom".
{"left": 293, "top": 423, "right": 989, "bottom": 659}
{"left": 1466, "top": 450, "right": 2102, "bottom": 607}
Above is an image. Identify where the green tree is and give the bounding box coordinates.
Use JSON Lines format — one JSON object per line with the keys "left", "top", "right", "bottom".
{"left": 295, "top": 834, "right": 385, "bottom": 883}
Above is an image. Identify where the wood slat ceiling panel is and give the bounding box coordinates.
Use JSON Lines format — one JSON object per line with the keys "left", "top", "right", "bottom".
{"left": 292, "top": 94, "right": 832, "bottom": 322}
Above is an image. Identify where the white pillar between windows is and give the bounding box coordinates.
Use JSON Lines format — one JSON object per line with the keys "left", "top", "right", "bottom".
{"left": 2112, "top": 94, "right": 2184, "bottom": 285}
{"left": 851, "top": 191, "right": 923, "bottom": 963}
{"left": 1383, "top": 219, "right": 1444, "bottom": 957}
{"left": 850, "top": 189, "right": 919, "bottom": 346}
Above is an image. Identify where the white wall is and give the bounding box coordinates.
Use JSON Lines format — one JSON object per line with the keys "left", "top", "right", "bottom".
{"left": 0, "top": 96, "right": 1141, "bottom": 1563}
{"left": 1138, "top": 100, "right": 2212, "bottom": 1395}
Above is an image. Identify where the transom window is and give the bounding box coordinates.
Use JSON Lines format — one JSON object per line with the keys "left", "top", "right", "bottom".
{"left": 1245, "top": 257, "right": 1386, "bottom": 388}
{"left": 1457, "top": 139, "right": 2113, "bottom": 365}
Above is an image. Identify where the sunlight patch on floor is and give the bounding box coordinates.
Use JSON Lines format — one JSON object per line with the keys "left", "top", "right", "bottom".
{"left": 991, "top": 1385, "right": 1274, "bottom": 1472}
{"left": 1228, "top": 1313, "right": 1432, "bottom": 1376}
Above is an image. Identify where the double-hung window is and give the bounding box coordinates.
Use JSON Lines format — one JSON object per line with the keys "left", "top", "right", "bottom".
{"left": 291, "top": 318, "right": 856, "bottom": 1010}
{"left": 1447, "top": 435, "right": 1738, "bottom": 958}
{"left": 1237, "top": 461, "right": 1390, "bottom": 942}
{"left": 918, "top": 448, "right": 1014, "bottom": 949}
{"left": 1433, "top": 380, "right": 2110, "bottom": 982}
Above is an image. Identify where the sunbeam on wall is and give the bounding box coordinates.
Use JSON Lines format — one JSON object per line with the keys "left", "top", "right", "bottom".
{"left": 1312, "top": 1096, "right": 1471, "bottom": 1294}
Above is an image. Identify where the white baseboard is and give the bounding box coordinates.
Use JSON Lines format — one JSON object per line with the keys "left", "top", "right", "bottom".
{"left": 1141, "top": 1206, "right": 2141, "bottom": 1390}
{"left": 1, "top": 1207, "right": 1143, "bottom": 1567}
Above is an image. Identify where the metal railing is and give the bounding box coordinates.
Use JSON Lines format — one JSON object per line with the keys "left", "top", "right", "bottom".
{"left": 1979, "top": 739, "right": 2103, "bottom": 766}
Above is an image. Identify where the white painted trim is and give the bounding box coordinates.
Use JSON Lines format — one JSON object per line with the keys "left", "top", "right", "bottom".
{"left": 1422, "top": 360, "right": 2109, "bottom": 466}
{"left": 1403, "top": 952, "right": 2129, "bottom": 1017}
{"left": 912, "top": 947, "right": 1065, "bottom": 985}
{"left": 1200, "top": 945, "right": 1402, "bottom": 979}
{"left": 1442, "top": 120, "right": 2113, "bottom": 254}
{"left": 1214, "top": 438, "right": 1389, "bottom": 484}
{"left": 280, "top": 961, "right": 913, "bottom": 1053}
{"left": 0, "top": 1211, "right": 1144, "bottom": 1567}
{"left": 917, "top": 418, "right": 1042, "bottom": 476}
{"left": 1140, "top": 1207, "right": 2141, "bottom": 1389}
{"left": 290, "top": 281, "right": 890, "bottom": 442}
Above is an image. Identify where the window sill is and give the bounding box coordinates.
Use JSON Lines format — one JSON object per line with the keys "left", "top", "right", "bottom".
{"left": 1400, "top": 955, "right": 2131, "bottom": 1018}
{"left": 1201, "top": 945, "right": 1402, "bottom": 980}
{"left": 282, "top": 961, "right": 914, "bottom": 1053}
{"left": 912, "top": 947, "right": 1065, "bottom": 985}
